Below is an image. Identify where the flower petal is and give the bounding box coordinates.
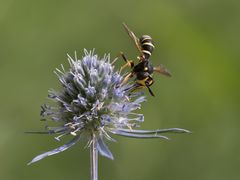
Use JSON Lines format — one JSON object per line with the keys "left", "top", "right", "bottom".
{"left": 96, "top": 136, "right": 114, "bottom": 160}
{"left": 28, "top": 135, "right": 81, "bottom": 165}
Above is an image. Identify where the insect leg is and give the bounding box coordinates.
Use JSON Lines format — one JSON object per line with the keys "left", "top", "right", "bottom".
{"left": 119, "top": 52, "right": 134, "bottom": 73}
{"left": 121, "top": 72, "right": 134, "bottom": 85}
{"left": 112, "top": 52, "right": 134, "bottom": 73}
{"left": 146, "top": 85, "right": 155, "bottom": 96}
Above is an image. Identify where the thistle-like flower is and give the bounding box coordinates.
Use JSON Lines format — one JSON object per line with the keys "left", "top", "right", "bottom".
{"left": 28, "top": 50, "right": 190, "bottom": 166}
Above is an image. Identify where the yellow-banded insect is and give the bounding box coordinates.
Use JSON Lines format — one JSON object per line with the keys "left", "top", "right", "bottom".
{"left": 119, "top": 23, "right": 171, "bottom": 96}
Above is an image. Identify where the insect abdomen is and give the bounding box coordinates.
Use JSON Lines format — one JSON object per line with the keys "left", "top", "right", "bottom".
{"left": 140, "top": 35, "right": 155, "bottom": 59}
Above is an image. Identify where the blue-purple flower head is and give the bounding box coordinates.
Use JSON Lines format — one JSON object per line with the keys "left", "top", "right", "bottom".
{"left": 28, "top": 50, "right": 190, "bottom": 165}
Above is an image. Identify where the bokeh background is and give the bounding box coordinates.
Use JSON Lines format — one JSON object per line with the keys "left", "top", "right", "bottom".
{"left": 0, "top": 0, "right": 239, "bottom": 179}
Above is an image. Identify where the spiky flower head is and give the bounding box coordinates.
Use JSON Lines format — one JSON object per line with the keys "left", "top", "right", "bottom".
{"left": 28, "top": 50, "right": 189, "bottom": 165}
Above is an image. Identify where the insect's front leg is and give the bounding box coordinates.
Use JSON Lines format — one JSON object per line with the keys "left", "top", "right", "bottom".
{"left": 121, "top": 72, "right": 134, "bottom": 86}
{"left": 119, "top": 52, "right": 134, "bottom": 73}
{"left": 112, "top": 52, "right": 134, "bottom": 74}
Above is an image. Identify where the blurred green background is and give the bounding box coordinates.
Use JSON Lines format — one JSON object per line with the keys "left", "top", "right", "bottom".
{"left": 0, "top": 0, "right": 239, "bottom": 179}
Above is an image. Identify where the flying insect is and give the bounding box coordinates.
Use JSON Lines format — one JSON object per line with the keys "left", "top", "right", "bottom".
{"left": 119, "top": 23, "right": 171, "bottom": 96}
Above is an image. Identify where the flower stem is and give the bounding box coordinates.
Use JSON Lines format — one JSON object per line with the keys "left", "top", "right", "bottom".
{"left": 90, "top": 134, "right": 98, "bottom": 180}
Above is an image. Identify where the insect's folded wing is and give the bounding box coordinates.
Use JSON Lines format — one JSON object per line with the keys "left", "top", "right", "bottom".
{"left": 122, "top": 22, "right": 144, "bottom": 57}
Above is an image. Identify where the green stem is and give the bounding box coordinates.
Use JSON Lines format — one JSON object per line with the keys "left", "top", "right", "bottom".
{"left": 90, "top": 134, "right": 98, "bottom": 180}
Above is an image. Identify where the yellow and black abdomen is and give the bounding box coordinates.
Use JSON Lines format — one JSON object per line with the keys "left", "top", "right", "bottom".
{"left": 139, "top": 35, "right": 155, "bottom": 59}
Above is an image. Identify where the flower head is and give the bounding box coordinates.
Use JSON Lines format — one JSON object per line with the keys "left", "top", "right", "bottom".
{"left": 28, "top": 50, "right": 189, "bottom": 165}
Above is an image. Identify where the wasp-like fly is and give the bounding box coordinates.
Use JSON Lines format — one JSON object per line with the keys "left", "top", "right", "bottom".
{"left": 118, "top": 23, "right": 171, "bottom": 96}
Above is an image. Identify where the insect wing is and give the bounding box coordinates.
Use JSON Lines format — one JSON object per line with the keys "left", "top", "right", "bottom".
{"left": 153, "top": 64, "right": 172, "bottom": 77}
{"left": 122, "top": 23, "right": 144, "bottom": 58}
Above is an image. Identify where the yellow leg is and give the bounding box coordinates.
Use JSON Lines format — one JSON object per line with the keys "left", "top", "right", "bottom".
{"left": 119, "top": 60, "right": 133, "bottom": 74}
{"left": 111, "top": 52, "right": 134, "bottom": 73}
{"left": 111, "top": 52, "right": 126, "bottom": 65}
{"left": 121, "top": 72, "right": 133, "bottom": 85}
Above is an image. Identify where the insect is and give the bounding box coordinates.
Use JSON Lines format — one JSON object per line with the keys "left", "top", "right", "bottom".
{"left": 118, "top": 23, "right": 171, "bottom": 96}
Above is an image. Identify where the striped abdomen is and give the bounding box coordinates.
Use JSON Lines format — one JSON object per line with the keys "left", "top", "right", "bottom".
{"left": 139, "top": 35, "right": 155, "bottom": 59}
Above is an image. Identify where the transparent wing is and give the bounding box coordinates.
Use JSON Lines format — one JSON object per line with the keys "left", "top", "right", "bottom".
{"left": 122, "top": 22, "right": 144, "bottom": 57}
{"left": 154, "top": 64, "right": 172, "bottom": 77}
